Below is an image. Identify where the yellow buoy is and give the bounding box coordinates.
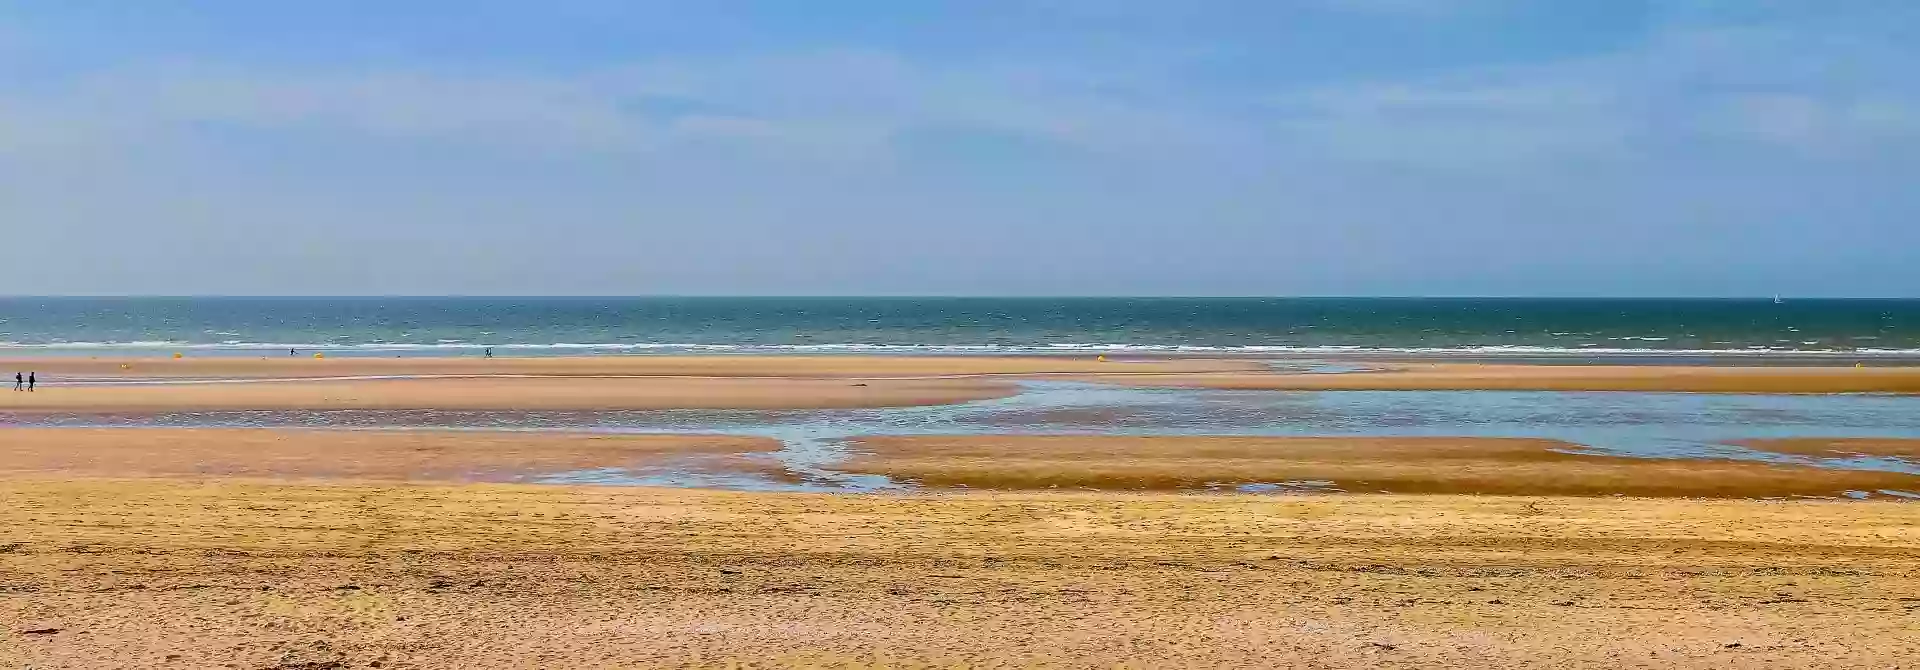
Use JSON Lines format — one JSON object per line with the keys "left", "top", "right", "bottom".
{"left": 314, "top": 352, "right": 325, "bottom": 359}
{"left": 172, "top": 352, "right": 183, "bottom": 359}
{"left": 1097, "top": 355, "right": 1109, "bottom": 363}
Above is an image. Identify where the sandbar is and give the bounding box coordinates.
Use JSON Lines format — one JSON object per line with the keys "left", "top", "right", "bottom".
{"left": 0, "top": 376, "right": 1013, "bottom": 411}
{"left": 0, "top": 355, "right": 1264, "bottom": 412}
{"left": 846, "top": 435, "right": 1920, "bottom": 497}
{"left": 1743, "top": 437, "right": 1920, "bottom": 459}
{"left": 2, "top": 479, "right": 1917, "bottom": 668}
{"left": 0, "top": 428, "right": 777, "bottom": 482}
{"left": 3, "top": 354, "right": 1254, "bottom": 379}
{"left": 1088, "top": 362, "right": 1920, "bottom": 393}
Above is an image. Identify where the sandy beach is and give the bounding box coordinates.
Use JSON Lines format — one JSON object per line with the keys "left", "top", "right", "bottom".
{"left": 4, "top": 476, "right": 1917, "bottom": 668}
{"left": 3, "top": 358, "right": 1919, "bottom": 667}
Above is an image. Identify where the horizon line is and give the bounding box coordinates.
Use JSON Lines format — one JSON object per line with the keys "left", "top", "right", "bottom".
{"left": 0, "top": 295, "right": 1915, "bottom": 301}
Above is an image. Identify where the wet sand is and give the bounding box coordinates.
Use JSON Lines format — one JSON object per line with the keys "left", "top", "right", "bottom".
{"left": 1744, "top": 437, "right": 1920, "bottom": 458}
{"left": 3, "top": 479, "right": 1917, "bottom": 668}
{"left": 846, "top": 435, "right": 1920, "bottom": 498}
{"left": 4, "top": 355, "right": 1254, "bottom": 379}
{"left": 0, "top": 376, "right": 1017, "bottom": 411}
{"left": 0, "top": 428, "right": 777, "bottom": 482}
{"left": 0, "top": 355, "right": 1260, "bottom": 412}
{"left": 1092, "top": 362, "right": 1920, "bottom": 393}
{"left": 5, "top": 359, "right": 1917, "bottom": 416}
{"left": 2, "top": 429, "right": 1911, "bottom": 499}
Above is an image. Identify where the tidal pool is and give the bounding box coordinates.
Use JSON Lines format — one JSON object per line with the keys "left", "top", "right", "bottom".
{"left": 6, "top": 380, "right": 1919, "bottom": 491}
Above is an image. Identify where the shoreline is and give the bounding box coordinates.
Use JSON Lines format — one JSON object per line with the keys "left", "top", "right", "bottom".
{"left": 1089, "top": 362, "right": 1920, "bottom": 394}
{"left": 0, "top": 356, "right": 1242, "bottom": 412}
{"left": 0, "top": 428, "right": 1913, "bottom": 499}
{"left": 0, "top": 375, "right": 1023, "bottom": 411}
{"left": 5, "top": 351, "right": 1920, "bottom": 373}
{"left": 0, "top": 354, "right": 1257, "bottom": 378}
{"left": 0, "top": 357, "right": 1916, "bottom": 412}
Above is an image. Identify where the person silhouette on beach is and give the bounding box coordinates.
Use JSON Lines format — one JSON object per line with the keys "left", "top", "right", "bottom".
{"left": 26, "top": 372, "right": 33, "bottom": 392}
{"left": 12, "top": 372, "right": 20, "bottom": 391}
{"left": 485, "top": 347, "right": 493, "bottom": 359}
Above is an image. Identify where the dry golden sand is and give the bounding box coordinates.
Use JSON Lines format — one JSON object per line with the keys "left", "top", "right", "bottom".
{"left": 2, "top": 479, "right": 1917, "bottom": 669}
{"left": 1088, "top": 362, "right": 1920, "bottom": 393}
{"left": 846, "top": 435, "right": 1920, "bottom": 498}
{"left": 0, "top": 428, "right": 778, "bottom": 482}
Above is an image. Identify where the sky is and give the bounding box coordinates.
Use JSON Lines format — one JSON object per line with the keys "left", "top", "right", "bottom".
{"left": 0, "top": 0, "right": 1915, "bottom": 297}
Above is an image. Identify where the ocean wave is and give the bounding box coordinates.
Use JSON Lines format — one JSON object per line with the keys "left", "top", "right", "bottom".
{"left": 1, "top": 341, "right": 1919, "bottom": 356}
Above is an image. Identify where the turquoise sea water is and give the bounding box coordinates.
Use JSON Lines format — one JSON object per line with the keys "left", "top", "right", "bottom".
{"left": 1, "top": 297, "right": 1917, "bottom": 356}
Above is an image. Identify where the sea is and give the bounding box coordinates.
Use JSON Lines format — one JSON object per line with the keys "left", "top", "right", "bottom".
{"left": 0, "top": 296, "right": 1917, "bottom": 358}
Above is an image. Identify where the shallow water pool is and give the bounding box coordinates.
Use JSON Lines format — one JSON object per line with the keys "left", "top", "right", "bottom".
{"left": 6, "top": 381, "right": 1919, "bottom": 491}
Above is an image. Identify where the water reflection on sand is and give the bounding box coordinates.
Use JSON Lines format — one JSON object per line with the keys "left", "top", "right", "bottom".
{"left": 5, "top": 379, "right": 1920, "bottom": 492}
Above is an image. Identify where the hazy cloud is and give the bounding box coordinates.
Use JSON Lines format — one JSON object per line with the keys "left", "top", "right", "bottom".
{"left": 0, "top": 1, "right": 1915, "bottom": 296}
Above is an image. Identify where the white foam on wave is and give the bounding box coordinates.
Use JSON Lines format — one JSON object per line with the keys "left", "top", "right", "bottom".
{"left": 16, "top": 340, "right": 196, "bottom": 349}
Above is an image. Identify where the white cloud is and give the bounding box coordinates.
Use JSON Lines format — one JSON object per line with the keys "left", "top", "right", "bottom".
{"left": 0, "top": 47, "right": 1247, "bottom": 173}
{"left": 1258, "top": 22, "right": 1920, "bottom": 169}
{"left": 1709, "top": 93, "right": 1920, "bottom": 156}
{"left": 1, "top": 6, "right": 1911, "bottom": 180}
{"left": 79, "top": 65, "right": 764, "bottom": 153}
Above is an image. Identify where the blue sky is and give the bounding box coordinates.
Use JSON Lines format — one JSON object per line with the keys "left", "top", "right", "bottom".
{"left": 1, "top": 1, "right": 1915, "bottom": 296}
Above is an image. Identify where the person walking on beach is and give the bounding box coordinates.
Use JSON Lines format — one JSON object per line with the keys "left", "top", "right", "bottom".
{"left": 26, "top": 372, "right": 34, "bottom": 392}
{"left": 12, "top": 372, "right": 21, "bottom": 391}
{"left": 485, "top": 347, "right": 493, "bottom": 359}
